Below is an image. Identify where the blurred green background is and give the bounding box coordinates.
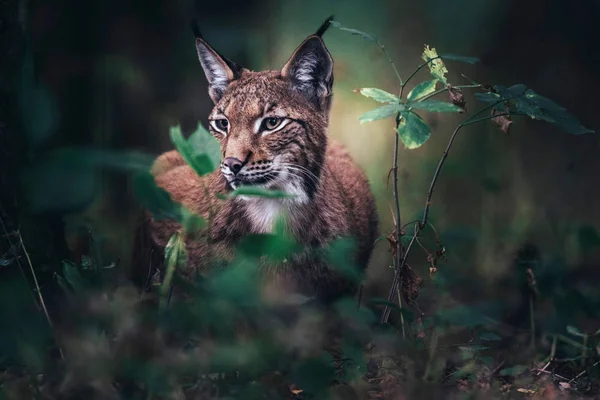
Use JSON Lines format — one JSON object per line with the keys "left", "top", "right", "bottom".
{"left": 2, "top": 0, "right": 599, "bottom": 323}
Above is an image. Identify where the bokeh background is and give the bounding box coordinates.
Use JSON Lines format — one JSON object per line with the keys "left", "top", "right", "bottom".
{"left": 2, "top": 0, "right": 599, "bottom": 324}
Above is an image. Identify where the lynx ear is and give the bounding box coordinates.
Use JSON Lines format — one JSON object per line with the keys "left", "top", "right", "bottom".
{"left": 281, "top": 35, "right": 334, "bottom": 109}
{"left": 191, "top": 20, "right": 244, "bottom": 104}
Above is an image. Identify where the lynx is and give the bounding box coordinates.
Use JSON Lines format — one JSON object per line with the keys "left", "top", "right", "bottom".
{"left": 137, "top": 17, "right": 378, "bottom": 304}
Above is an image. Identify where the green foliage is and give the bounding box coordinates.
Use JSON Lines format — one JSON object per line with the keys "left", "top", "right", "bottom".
{"left": 407, "top": 79, "right": 438, "bottom": 101}
{"left": 237, "top": 232, "right": 300, "bottom": 263}
{"left": 397, "top": 111, "right": 431, "bottom": 149}
{"left": 422, "top": 45, "right": 449, "bottom": 84}
{"left": 8, "top": 18, "right": 599, "bottom": 400}
{"left": 324, "top": 237, "right": 362, "bottom": 283}
{"left": 160, "top": 233, "right": 188, "bottom": 311}
{"left": 58, "top": 260, "right": 90, "bottom": 294}
{"left": 359, "top": 104, "right": 405, "bottom": 124}
{"left": 475, "top": 84, "right": 594, "bottom": 134}
{"left": 499, "top": 365, "right": 529, "bottom": 377}
{"left": 132, "top": 171, "right": 206, "bottom": 234}
{"left": 170, "top": 123, "right": 221, "bottom": 177}
{"left": 408, "top": 99, "right": 463, "bottom": 113}
{"left": 356, "top": 87, "right": 400, "bottom": 103}
{"left": 228, "top": 186, "right": 294, "bottom": 199}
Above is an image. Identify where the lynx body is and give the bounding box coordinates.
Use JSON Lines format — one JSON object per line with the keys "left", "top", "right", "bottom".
{"left": 142, "top": 20, "right": 378, "bottom": 303}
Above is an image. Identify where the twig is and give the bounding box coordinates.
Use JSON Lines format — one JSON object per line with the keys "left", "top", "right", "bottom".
{"left": 0, "top": 216, "right": 39, "bottom": 308}
{"left": 18, "top": 231, "right": 64, "bottom": 359}
{"left": 387, "top": 114, "right": 405, "bottom": 334}
{"left": 396, "top": 285, "right": 406, "bottom": 339}
{"left": 381, "top": 102, "right": 510, "bottom": 323}
{"left": 568, "top": 359, "right": 600, "bottom": 384}
{"left": 417, "top": 84, "right": 482, "bottom": 103}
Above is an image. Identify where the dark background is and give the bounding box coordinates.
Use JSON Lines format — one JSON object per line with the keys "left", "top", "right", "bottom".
{"left": 1, "top": 0, "right": 599, "bottom": 326}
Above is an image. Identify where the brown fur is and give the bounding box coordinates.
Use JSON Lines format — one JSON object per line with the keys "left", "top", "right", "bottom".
{"left": 134, "top": 25, "right": 378, "bottom": 305}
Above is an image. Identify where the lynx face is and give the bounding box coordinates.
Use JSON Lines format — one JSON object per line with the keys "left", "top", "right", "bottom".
{"left": 195, "top": 27, "right": 334, "bottom": 203}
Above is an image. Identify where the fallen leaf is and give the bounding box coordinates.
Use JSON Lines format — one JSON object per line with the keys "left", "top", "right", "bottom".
{"left": 517, "top": 388, "right": 536, "bottom": 394}
{"left": 290, "top": 384, "right": 304, "bottom": 395}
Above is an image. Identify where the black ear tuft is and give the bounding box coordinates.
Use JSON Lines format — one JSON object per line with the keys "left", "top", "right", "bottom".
{"left": 281, "top": 36, "right": 334, "bottom": 110}
{"left": 315, "top": 15, "right": 334, "bottom": 38}
{"left": 190, "top": 18, "right": 202, "bottom": 39}
{"left": 193, "top": 24, "right": 245, "bottom": 104}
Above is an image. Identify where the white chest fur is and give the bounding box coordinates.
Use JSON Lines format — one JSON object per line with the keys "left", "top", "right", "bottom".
{"left": 243, "top": 198, "right": 285, "bottom": 233}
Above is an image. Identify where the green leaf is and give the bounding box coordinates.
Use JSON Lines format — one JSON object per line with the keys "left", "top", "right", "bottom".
{"left": 324, "top": 238, "right": 362, "bottom": 283}
{"left": 409, "top": 99, "right": 463, "bottom": 113}
{"left": 475, "top": 85, "right": 594, "bottom": 135}
{"left": 439, "top": 54, "right": 480, "bottom": 64}
{"left": 228, "top": 186, "right": 293, "bottom": 199}
{"left": 160, "top": 233, "right": 188, "bottom": 311}
{"left": 133, "top": 171, "right": 206, "bottom": 233}
{"left": 566, "top": 325, "right": 586, "bottom": 338}
{"left": 133, "top": 171, "right": 181, "bottom": 221}
{"left": 61, "top": 260, "right": 88, "bottom": 293}
{"left": 499, "top": 365, "right": 529, "bottom": 377}
{"left": 520, "top": 89, "right": 593, "bottom": 134}
{"left": 187, "top": 121, "right": 222, "bottom": 171}
{"left": 359, "top": 104, "right": 405, "bottom": 124}
{"left": 209, "top": 257, "right": 261, "bottom": 305}
{"left": 474, "top": 92, "right": 501, "bottom": 103}
{"left": 180, "top": 208, "right": 207, "bottom": 233}
{"left": 356, "top": 88, "right": 400, "bottom": 103}
{"left": 479, "top": 331, "right": 501, "bottom": 342}
{"left": 170, "top": 125, "right": 217, "bottom": 177}
{"left": 407, "top": 79, "right": 438, "bottom": 101}
{"left": 422, "top": 45, "right": 448, "bottom": 84}
{"left": 237, "top": 232, "right": 300, "bottom": 262}
{"left": 397, "top": 111, "right": 431, "bottom": 149}
{"left": 329, "top": 21, "right": 378, "bottom": 42}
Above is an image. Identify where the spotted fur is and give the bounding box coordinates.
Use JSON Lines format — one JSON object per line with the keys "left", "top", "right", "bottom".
{"left": 135, "top": 20, "right": 378, "bottom": 304}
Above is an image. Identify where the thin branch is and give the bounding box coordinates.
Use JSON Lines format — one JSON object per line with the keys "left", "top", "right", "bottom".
{"left": 381, "top": 101, "right": 508, "bottom": 324}
{"left": 396, "top": 285, "right": 405, "bottom": 339}
{"left": 386, "top": 113, "right": 405, "bottom": 332}
{"left": 18, "top": 231, "right": 64, "bottom": 359}
{"left": 402, "top": 56, "right": 443, "bottom": 92}
{"left": 417, "top": 84, "right": 482, "bottom": 103}
{"left": 0, "top": 216, "right": 39, "bottom": 308}
{"left": 18, "top": 233, "right": 53, "bottom": 327}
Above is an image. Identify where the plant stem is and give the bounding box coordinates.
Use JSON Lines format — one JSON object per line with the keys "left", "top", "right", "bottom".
{"left": 378, "top": 42, "right": 404, "bottom": 87}
{"left": 18, "top": 232, "right": 65, "bottom": 359}
{"left": 402, "top": 56, "right": 443, "bottom": 91}
{"left": 396, "top": 284, "right": 406, "bottom": 339}
{"left": 417, "top": 84, "right": 482, "bottom": 103}
{"left": 529, "top": 295, "right": 535, "bottom": 350}
{"left": 381, "top": 102, "right": 510, "bottom": 324}
{"left": 383, "top": 114, "right": 405, "bottom": 326}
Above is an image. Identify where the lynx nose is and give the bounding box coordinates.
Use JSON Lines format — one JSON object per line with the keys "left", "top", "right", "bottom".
{"left": 223, "top": 157, "right": 243, "bottom": 174}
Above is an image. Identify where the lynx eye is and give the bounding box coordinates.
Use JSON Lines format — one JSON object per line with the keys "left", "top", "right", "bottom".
{"left": 211, "top": 118, "right": 229, "bottom": 133}
{"left": 263, "top": 117, "right": 282, "bottom": 131}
